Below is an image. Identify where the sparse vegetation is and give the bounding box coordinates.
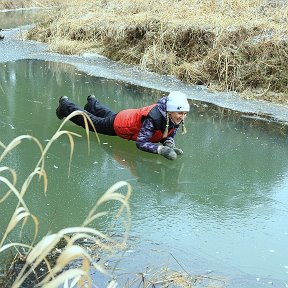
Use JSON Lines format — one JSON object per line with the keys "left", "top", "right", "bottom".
{"left": 19, "top": 0, "right": 288, "bottom": 104}
{"left": 0, "top": 112, "right": 131, "bottom": 287}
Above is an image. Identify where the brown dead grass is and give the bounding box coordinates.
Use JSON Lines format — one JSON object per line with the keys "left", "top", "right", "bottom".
{"left": 23, "top": 0, "right": 288, "bottom": 104}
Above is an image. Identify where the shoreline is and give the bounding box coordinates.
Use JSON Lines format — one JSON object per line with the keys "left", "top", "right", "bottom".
{"left": 1, "top": 25, "right": 288, "bottom": 127}
{"left": 1, "top": 1, "right": 288, "bottom": 106}
{"left": 25, "top": 0, "right": 288, "bottom": 105}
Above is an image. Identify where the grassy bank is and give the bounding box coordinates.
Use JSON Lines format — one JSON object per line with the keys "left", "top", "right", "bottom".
{"left": 24, "top": 0, "right": 288, "bottom": 105}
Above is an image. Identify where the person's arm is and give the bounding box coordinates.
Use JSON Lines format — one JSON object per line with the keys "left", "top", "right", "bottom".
{"left": 136, "top": 118, "right": 178, "bottom": 160}
{"left": 161, "top": 129, "right": 177, "bottom": 146}
{"left": 162, "top": 127, "right": 183, "bottom": 155}
{"left": 136, "top": 118, "right": 159, "bottom": 153}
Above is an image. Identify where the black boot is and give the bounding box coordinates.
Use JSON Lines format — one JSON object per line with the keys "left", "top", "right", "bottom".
{"left": 56, "top": 96, "right": 69, "bottom": 119}
{"left": 84, "top": 94, "right": 96, "bottom": 112}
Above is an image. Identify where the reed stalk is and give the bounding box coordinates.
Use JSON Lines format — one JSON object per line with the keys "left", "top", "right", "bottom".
{"left": 0, "top": 111, "right": 131, "bottom": 287}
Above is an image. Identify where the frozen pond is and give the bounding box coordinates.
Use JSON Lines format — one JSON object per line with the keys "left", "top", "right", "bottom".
{"left": 1, "top": 9, "right": 288, "bottom": 288}
{"left": 1, "top": 59, "right": 288, "bottom": 287}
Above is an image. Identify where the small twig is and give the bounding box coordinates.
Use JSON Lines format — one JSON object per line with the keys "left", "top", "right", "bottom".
{"left": 169, "top": 253, "right": 191, "bottom": 276}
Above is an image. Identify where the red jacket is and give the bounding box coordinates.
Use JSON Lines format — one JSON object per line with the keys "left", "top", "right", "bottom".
{"left": 113, "top": 104, "right": 175, "bottom": 142}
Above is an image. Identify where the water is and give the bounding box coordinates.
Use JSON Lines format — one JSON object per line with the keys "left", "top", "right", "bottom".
{"left": 1, "top": 10, "right": 288, "bottom": 288}
{"left": 1, "top": 59, "right": 288, "bottom": 287}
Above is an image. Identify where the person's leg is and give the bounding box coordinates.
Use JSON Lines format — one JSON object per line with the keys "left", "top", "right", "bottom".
{"left": 84, "top": 95, "right": 116, "bottom": 118}
{"left": 56, "top": 96, "right": 117, "bottom": 135}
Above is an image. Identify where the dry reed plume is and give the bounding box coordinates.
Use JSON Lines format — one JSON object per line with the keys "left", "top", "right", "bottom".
{"left": 23, "top": 0, "right": 288, "bottom": 104}
{"left": 0, "top": 111, "right": 131, "bottom": 287}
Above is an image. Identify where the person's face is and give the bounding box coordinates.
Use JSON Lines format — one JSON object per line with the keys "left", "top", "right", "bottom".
{"left": 168, "top": 111, "right": 188, "bottom": 125}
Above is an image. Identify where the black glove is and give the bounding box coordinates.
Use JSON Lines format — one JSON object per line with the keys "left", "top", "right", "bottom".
{"left": 157, "top": 146, "right": 177, "bottom": 160}
{"left": 163, "top": 141, "right": 183, "bottom": 155}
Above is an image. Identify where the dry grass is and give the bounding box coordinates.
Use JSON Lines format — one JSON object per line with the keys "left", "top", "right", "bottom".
{"left": 0, "top": 111, "right": 131, "bottom": 287}
{"left": 24, "top": 0, "right": 288, "bottom": 104}
{"left": 123, "top": 266, "right": 227, "bottom": 288}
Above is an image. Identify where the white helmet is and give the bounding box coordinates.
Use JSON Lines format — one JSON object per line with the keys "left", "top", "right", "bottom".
{"left": 166, "top": 91, "right": 190, "bottom": 112}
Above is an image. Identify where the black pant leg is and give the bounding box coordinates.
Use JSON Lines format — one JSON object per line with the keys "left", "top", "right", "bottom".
{"left": 60, "top": 99, "right": 117, "bottom": 135}
{"left": 86, "top": 97, "right": 116, "bottom": 118}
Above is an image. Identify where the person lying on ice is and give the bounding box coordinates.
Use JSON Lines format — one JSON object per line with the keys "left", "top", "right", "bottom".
{"left": 56, "top": 91, "right": 190, "bottom": 160}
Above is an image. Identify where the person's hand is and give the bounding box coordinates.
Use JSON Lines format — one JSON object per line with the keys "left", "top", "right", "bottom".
{"left": 157, "top": 146, "right": 177, "bottom": 160}
{"left": 163, "top": 141, "right": 183, "bottom": 155}
{"left": 173, "top": 147, "right": 183, "bottom": 155}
